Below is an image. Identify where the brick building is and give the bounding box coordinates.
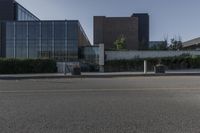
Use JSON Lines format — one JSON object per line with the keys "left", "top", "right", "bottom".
{"left": 94, "top": 14, "right": 149, "bottom": 50}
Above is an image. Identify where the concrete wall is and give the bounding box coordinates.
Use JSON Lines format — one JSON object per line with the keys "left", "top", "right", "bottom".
{"left": 105, "top": 51, "right": 200, "bottom": 61}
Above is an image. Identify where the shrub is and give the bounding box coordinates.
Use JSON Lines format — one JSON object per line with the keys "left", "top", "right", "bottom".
{"left": 105, "top": 56, "right": 200, "bottom": 72}
{"left": 0, "top": 58, "right": 57, "bottom": 74}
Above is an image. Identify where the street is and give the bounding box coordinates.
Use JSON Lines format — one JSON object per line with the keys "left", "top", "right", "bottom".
{"left": 1, "top": 76, "right": 200, "bottom": 133}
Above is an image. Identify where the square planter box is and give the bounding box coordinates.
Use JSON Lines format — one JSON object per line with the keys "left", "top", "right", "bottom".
{"left": 71, "top": 67, "right": 81, "bottom": 75}
{"left": 154, "top": 64, "right": 165, "bottom": 74}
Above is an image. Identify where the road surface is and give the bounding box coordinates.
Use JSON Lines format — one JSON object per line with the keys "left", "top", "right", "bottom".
{"left": 0, "top": 76, "right": 200, "bottom": 133}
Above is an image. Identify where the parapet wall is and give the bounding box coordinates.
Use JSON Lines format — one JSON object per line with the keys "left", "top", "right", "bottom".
{"left": 105, "top": 51, "right": 200, "bottom": 61}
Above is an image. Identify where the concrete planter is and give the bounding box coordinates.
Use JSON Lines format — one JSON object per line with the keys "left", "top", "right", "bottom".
{"left": 71, "top": 67, "right": 81, "bottom": 75}
{"left": 154, "top": 64, "right": 165, "bottom": 74}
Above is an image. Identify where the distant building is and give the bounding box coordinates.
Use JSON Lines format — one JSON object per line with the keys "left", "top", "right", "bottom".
{"left": 149, "top": 41, "right": 166, "bottom": 48}
{"left": 182, "top": 37, "right": 200, "bottom": 50}
{"left": 94, "top": 13, "right": 149, "bottom": 50}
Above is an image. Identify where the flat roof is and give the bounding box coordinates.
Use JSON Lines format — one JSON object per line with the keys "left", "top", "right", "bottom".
{"left": 183, "top": 37, "right": 200, "bottom": 47}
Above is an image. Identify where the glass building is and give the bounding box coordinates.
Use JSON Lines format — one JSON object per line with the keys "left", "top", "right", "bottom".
{"left": 79, "top": 46, "right": 100, "bottom": 65}
{"left": 0, "top": 0, "right": 39, "bottom": 21}
{"left": 0, "top": 0, "right": 101, "bottom": 71}
{"left": 0, "top": 20, "right": 90, "bottom": 62}
{"left": 14, "top": 2, "right": 40, "bottom": 21}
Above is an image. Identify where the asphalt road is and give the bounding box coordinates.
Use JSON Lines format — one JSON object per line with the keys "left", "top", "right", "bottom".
{"left": 1, "top": 76, "right": 200, "bottom": 133}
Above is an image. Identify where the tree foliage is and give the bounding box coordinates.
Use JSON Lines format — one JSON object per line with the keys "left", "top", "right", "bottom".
{"left": 114, "top": 35, "right": 126, "bottom": 50}
{"left": 168, "top": 38, "right": 183, "bottom": 50}
{"left": 149, "top": 37, "right": 183, "bottom": 51}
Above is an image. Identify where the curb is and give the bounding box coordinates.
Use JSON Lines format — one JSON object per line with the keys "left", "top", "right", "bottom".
{"left": 1, "top": 73, "right": 200, "bottom": 80}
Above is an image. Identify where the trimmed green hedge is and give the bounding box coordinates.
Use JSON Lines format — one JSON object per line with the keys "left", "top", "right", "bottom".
{"left": 0, "top": 59, "right": 57, "bottom": 74}
{"left": 105, "top": 56, "right": 200, "bottom": 72}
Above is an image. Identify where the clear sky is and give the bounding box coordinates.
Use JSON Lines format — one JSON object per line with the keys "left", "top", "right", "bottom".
{"left": 17, "top": 0, "right": 200, "bottom": 43}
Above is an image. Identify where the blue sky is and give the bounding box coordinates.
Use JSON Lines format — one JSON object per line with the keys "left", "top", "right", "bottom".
{"left": 17, "top": 0, "right": 200, "bottom": 43}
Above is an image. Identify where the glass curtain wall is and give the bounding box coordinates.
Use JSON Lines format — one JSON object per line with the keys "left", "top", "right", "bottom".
{"left": 67, "top": 21, "right": 78, "bottom": 61}
{"left": 5, "top": 22, "right": 15, "bottom": 58}
{"left": 41, "top": 21, "right": 53, "bottom": 59}
{"left": 54, "top": 21, "right": 67, "bottom": 61}
{"left": 16, "top": 3, "right": 39, "bottom": 21}
{"left": 15, "top": 22, "right": 27, "bottom": 58}
{"left": 80, "top": 46, "right": 99, "bottom": 65}
{"left": 5, "top": 21, "right": 79, "bottom": 62}
{"left": 28, "top": 22, "right": 40, "bottom": 58}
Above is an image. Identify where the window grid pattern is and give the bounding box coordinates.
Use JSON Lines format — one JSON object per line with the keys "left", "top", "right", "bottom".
{"left": 5, "top": 21, "right": 79, "bottom": 62}
{"left": 80, "top": 47, "right": 99, "bottom": 65}
{"left": 16, "top": 4, "right": 39, "bottom": 21}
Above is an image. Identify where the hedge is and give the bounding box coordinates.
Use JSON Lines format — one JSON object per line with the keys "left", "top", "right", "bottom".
{"left": 105, "top": 55, "right": 200, "bottom": 72}
{"left": 0, "top": 59, "right": 57, "bottom": 74}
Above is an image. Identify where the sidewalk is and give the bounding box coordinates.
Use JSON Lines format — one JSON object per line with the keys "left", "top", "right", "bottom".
{"left": 0, "top": 69, "right": 200, "bottom": 80}
{"left": 0, "top": 72, "right": 149, "bottom": 80}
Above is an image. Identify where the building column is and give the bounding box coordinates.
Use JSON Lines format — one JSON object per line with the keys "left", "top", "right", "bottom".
{"left": 144, "top": 60, "right": 147, "bottom": 74}
{"left": 99, "top": 43, "right": 104, "bottom": 72}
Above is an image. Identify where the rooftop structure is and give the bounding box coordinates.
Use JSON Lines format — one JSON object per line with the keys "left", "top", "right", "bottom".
{"left": 182, "top": 37, "right": 200, "bottom": 50}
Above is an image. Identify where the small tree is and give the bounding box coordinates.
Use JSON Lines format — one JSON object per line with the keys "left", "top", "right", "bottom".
{"left": 114, "top": 35, "right": 126, "bottom": 50}
{"left": 168, "top": 37, "right": 182, "bottom": 50}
